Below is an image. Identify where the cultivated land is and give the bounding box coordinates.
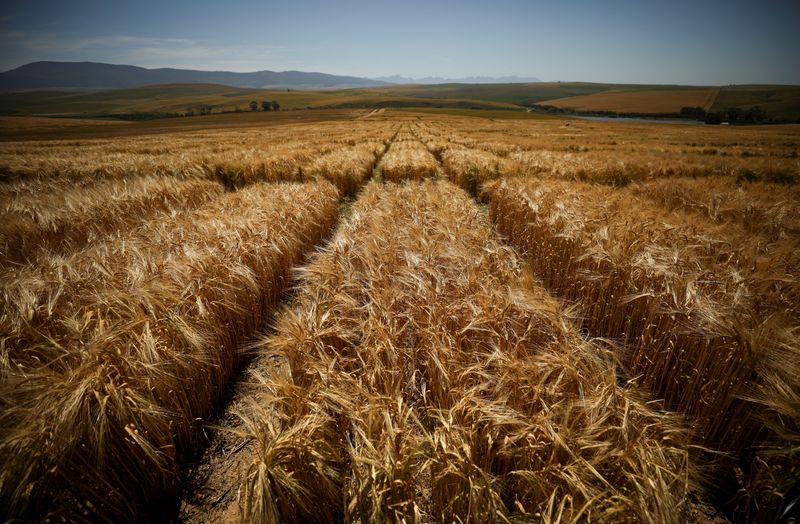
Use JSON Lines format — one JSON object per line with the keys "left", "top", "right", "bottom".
{"left": 0, "top": 111, "right": 798, "bottom": 523}
{"left": 3, "top": 82, "right": 800, "bottom": 121}
{"left": 539, "top": 89, "right": 720, "bottom": 113}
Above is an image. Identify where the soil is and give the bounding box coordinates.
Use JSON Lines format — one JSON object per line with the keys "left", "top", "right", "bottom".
{"left": 172, "top": 360, "right": 265, "bottom": 523}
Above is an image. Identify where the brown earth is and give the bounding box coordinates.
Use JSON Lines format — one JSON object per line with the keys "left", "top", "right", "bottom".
{"left": 540, "top": 88, "right": 719, "bottom": 113}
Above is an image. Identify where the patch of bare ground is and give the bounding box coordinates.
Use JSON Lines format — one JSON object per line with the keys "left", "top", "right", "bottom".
{"left": 175, "top": 363, "right": 263, "bottom": 523}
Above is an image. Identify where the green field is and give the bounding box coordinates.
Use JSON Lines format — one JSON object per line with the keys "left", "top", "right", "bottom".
{"left": 370, "top": 82, "right": 615, "bottom": 105}
{"left": 712, "top": 86, "right": 800, "bottom": 121}
{"left": 2, "top": 81, "right": 799, "bottom": 122}
{"left": 393, "top": 107, "right": 556, "bottom": 120}
{"left": 526, "top": 85, "right": 800, "bottom": 121}
{"left": 0, "top": 109, "right": 364, "bottom": 141}
{"left": 0, "top": 84, "right": 522, "bottom": 118}
{"left": 0, "top": 84, "right": 355, "bottom": 116}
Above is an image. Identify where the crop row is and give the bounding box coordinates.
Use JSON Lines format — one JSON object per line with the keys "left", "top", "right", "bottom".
{"left": 378, "top": 136, "right": 440, "bottom": 182}
{"left": 0, "top": 121, "right": 396, "bottom": 181}
{"left": 631, "top": 176, "right": 800, "bottom": 241}
{"left": 485, "top": 177, "right": 799, "bottom": 520}
{"left": 0, "top": 182, "right": 340, "bottom": 521}
{"left": 191, "top": 180, "right": 691, "bottom": 522}
{"left": 0, "top": 177, "right": 223, "bottom": 266}
{"left": 2, "top": 117, "right": 796, "bottom": 191}
{"left": 413, "top": 118, "right": 799, "bottom": 187}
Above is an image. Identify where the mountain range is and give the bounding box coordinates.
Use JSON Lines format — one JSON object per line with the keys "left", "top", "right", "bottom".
{"left": 0, "top": 62, "right": 541, "bottom": 91}
{"left": 0, "top": 62, "right": 389, "bottom": 90}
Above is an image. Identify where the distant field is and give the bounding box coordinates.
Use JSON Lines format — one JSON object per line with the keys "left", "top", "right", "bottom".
{"left": 2, "top": 82, "right": 799, "bottom": 122}
{"left": 0, "top": 82, "right": 724, "bottom": 118}
{"left": 393, "top": 107, "right": 554, "bottom": 119}
{"left": 0, "top": 83, "right": 519, "bottom": 118}
{"left": 371, "top": 82, "right": 616, "bottom": 105}
{"left": 0, "top": 84, "right": 358, "bottom": 116}
{"left": 712, "top": 85, "right": 800, "bottom": 121}
{"left": 0, "top": 116, "right": 130, "bottom": 133}
{"left": 0, "top": 109, "right": 365, "bottom": 141}
{"left": 539, "top": 89, "right": 719, "bottom": 113}
{"left": 0, "top": 108, "right": 555, "bottom": 141}
{"left": 313, "top": 94, "right": 519, "bottom": 111}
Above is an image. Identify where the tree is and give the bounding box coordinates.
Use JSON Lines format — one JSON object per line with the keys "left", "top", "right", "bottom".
{"left": 249, "top": 100, "right": 258, "bottom": 111}
{"left": 744, "top": 106, "right": 766, "bottom": 122}
{"left": 261, "top": 101, "right": 271, "bottom": 111}
{"left": 271, "top": 100, "right": 281, "bottom": 111}
{"left": 680, "top": 106, "right": 706, "bottom": 119}
{"left": 724, "top": 107, "right": 741, "bottom": 122}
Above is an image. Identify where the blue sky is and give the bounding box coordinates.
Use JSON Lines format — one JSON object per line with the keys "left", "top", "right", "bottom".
{"left": 1, "top": 0, "right": 798, "bottom": 84}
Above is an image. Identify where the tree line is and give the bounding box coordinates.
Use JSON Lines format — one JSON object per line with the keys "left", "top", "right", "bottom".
{"left": 251, "top": 100, "right": 281, "bottom": 111}
{"left": 530, "top": 103, "right": 794, "bottom": 124}
{"left": 184, "top": 100, "right": 282, "bottom": 117}
{"left": 680, "top": 106, "right": 769, "bottom": 124}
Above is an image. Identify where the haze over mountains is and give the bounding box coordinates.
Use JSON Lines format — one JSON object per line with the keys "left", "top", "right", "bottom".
{"left": 0, "top": 62, "right": 388, "bottom": 90}
{"left": 0, "top": 62, "right": 543, "bottom": 91}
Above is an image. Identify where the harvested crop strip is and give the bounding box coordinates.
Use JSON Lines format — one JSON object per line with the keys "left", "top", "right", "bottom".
{"left": 486, "top": 177, "right": 799, "bottom": 519}
{"left": 211, "top": 180, "right": 689, "bottom": 522}
{"left": 0, "top": 182, "right": 339, "bottom": 522}
{"left": 378, "top": 138, "right": 440, "bottom": 182}
{"left": 0, "top": 176, "right": 223, "bottom": 266}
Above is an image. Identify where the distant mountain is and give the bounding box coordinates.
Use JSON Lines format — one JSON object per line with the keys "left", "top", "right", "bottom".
{"left": 373, "top": 75, "right": 541, "bottom": 84}
{"left": 0, "top": 61, "right": 389, "bottom": 90}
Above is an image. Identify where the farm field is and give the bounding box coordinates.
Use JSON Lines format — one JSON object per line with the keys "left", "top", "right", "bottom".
{"left": 4, "top": 82, "right": 799, "bottom": 123}
{"left": 0, "top": 112, "right": 798, "bottom": 523}
{"left": 538, "top": 89, "right": 720, "bottom": 114}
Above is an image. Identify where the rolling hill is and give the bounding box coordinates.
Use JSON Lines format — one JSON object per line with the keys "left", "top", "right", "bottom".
{"left": 1, "top": 72, "right": 798, "bottom": 122}
{"left": 371, "top": 82, "right": 616, "bottom": 106}
{"left": 711, "top": 86, "right": 800, "bottom": 121}
{"left": 532, "top": 85, "right": 800, "bottom": 121}
{"left": 539, "top": 88, "right": 720, "bottom": 113}
{"left": 0, "top": 83, "right": 524, "bottom": 118}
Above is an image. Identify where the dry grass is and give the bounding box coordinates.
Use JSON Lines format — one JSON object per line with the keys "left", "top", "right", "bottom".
{"left": 486, "top": 177, "right": 799, "bottom": 520}
{"left": 0, "top": 182, "right": 340, "bottom": 522}
{"left": 0, "top": 176, "right": 222, "bottom": 266}
{"left": 231, "top": 180, "right": 690, "bottom": 523}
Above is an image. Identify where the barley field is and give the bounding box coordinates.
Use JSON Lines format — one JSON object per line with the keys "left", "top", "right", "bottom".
{"left": 0, "top": 112, "right": 797, "bottom": 523}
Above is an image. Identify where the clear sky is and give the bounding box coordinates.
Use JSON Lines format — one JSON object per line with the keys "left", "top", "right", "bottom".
{"left": 1, "top": 0, "right": 798, "bottom": 85}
